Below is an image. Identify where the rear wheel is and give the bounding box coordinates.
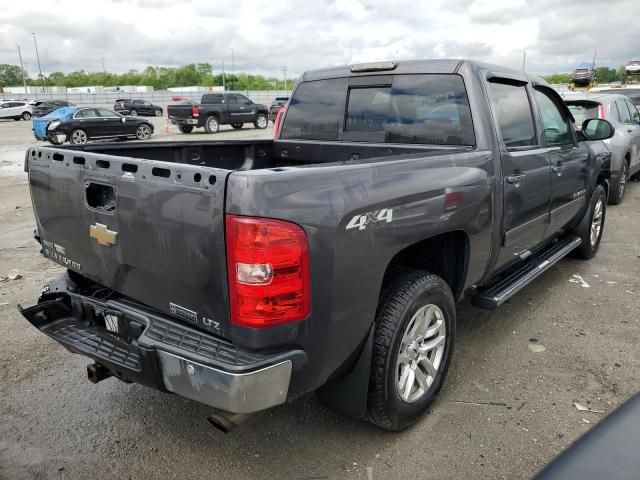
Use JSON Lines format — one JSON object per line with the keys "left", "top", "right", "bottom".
{"left": 178, "top": 125, "right": 194, "bottom": 134}
{"left": 231, "top": 122, "right": 243, "bottom": 129}
{"left": 204, "top": 116, "right": 219, "bottom": 133}
{"left": 253, "top": 113, "right": 268, "bottom": 129}
{"left": 367, "top": 269, "right": 455, "bottom": 431}
{"left": 609, "top": 161, "right": 628, "bottom": 205}
{"left": 129, "top": 109, "right": 138, "bottom": 116}
{"left": 135, "top": 124, "right": 152, "bottom": 140}
{"left": 22, "top": 111, "right": 32, "bottom": 120}
{"left": 572, "top": 184, "right": 606, "bottom": 260}
{"left": 155, "top": 109, "right": 162, "bottom": 117}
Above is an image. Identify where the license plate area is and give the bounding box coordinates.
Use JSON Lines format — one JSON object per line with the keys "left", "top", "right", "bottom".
{"left": 92, "top": 307, "right": 145, "bottom": 343}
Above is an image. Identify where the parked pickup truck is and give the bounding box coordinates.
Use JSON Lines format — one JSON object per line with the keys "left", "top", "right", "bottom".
{"left": 167, "top": 93, "right": 269, "bottom": 134}
{"left": 20, "top": 60, "right": 614, "bottom": 432}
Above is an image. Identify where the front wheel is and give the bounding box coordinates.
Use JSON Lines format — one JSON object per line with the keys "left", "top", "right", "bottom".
{"left": 129, "top": 109, "right": 138, "bottom": 116}
{"left": 572, "top": 184, "right": 606, "bottom": 260}
{"left": 135, "top": 124, "right": 152, "bottom": 140}
{"left": 69, "top": 129, "right": 88, "bottom": 145}
{"left": 367, "top": 269, "right": 455, "bottom": 431}
{"left": 22, "top": 111, "right": 32, "bottom": 120}
{"left": 231, "top": 122, "right": 243, "bottom": 129}
{"left": 178, "top": 125, "right": 193, "bottom": 134}
{"left": 253, "top": 113, "right": 268, "bottom": 129}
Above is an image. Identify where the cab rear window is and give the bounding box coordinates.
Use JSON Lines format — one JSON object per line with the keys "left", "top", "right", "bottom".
{"left": 281, "top": 74, "right": 475, "bottom": 145}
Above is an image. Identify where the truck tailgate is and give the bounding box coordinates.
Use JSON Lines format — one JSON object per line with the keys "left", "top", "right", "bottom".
{"left": 27, "top": 146, "right": 232, "bottom": 337}
{"left": 167, "top": 104, "right": 196, "bottom": 119}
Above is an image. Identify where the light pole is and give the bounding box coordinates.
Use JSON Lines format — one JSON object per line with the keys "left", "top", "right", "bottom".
{"left": 230, "top": 48, "right": 235, "bottom": 91}
{"left": 101, "top": 57, "right": 106, "bottom": 75}
{"left": 32, "top": 32, "right": 44, "bottom": 93}
{"left": 221, "top": 59, "right": 226, "bottom": 90}
{"left": 282, "top": 65, "right": 288, "bottom": 91}
{"left": 17, "top": 45, "right": 27, "bottom": 94}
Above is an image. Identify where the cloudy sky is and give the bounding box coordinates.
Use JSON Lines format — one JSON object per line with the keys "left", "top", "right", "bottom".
{"left": 1, "top": 0, "right": 638, "bottom": 78}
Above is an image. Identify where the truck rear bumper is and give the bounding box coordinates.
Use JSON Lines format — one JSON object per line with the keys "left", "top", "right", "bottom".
{"left": 169, "top": 116, "right": 199, "bottom": 126}
{"left": 19, "top": 274, "right": 303, "bottom": 414}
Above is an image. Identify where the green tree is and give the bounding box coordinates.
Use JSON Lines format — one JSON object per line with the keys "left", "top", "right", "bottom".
{"left": 0, "top": 64, "right": 27, "bottom": 87}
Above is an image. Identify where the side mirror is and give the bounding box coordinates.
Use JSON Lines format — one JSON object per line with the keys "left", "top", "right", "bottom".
{"left": 581, "top": 118, "right": 614, "bottom": 141}
{"left": 121, "top": 117, "right": 126, "bottom": 124}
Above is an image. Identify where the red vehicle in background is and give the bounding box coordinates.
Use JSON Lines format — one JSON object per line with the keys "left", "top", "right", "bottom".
{"left": 268, "top": 96, "right": 289, "bottom": 123}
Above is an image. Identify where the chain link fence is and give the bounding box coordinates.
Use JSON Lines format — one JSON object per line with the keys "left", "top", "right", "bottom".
{"left": 2, "top": 90, "right": 292, "bottom": 109}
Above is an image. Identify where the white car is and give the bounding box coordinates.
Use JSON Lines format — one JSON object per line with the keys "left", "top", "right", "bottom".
{"left": 0, "top": 101, "right": 32, "bottom": 121}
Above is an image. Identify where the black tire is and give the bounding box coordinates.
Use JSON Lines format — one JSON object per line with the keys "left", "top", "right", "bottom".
{"left": 609, "top": 160, "right": 628, "bottom": 205}
{"left": 135, "top": 124, "right": 152, "bottom": 140}
{"left": 572, "top": 184, "right": 606, "bottom": 260}
{"left": 367, "top": 268, "right": 456, "bottom": 431}
{"left": 22, "top": 111, "right": 32, "bottom": 120}
{"left": 204, "top": 116, "right": 219, "bottom": 133}
{"left": 69, "top": 129, "right": 88, "bottom": 145}
{"left": 231, "top": 122, "right": 243, "bottom": 129}
{"left": 129, "top": 109, "right": 138, "bottom": 116}
{"left": 253, "top": 113, "right": 268, "bottom": 129}
{"left": 178, "top": 125, "right": 194, "bottom": 134}
{"left": 155, "top": 109, "right": 163, "bottom": 117}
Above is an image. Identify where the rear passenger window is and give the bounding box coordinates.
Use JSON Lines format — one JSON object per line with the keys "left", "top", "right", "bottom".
{"left": 616, "top": 100, "right": 632, "bottom": 123}
{"left": 488, "top": 82, "right": 536, "bottom": 148}
{"left": 625, "top": 100, "right": 640, "bottom": 123}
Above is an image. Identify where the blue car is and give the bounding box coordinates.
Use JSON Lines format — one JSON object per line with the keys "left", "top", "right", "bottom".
{"left": 32, "top": 107, "right": 77, "bottom": 144}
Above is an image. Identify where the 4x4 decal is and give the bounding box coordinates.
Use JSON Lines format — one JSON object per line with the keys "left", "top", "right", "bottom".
{"left": 346, "top": 209, "right": 393, "bottom": 231}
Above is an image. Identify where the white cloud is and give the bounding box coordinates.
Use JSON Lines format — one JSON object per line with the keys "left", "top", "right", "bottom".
{"left": 0, "top": 0, "right": 638, "bottom": 78}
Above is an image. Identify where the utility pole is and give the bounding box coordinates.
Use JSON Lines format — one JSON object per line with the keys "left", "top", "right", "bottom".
{"left": 230, "top": 48, "right": 235, "bottom": 91}
{"left": 17, "top": 45, "right": 27, "bottom": 94}
{"left": 32, "top": 32, "right": 44, "bottom": 93}
{"left": 282, "top": 65, "right": 288, "bottom": 90}
{"left": 522, "top": 51, "right": 526, "bottom": 72}
{"left": 222, "top": 59, "right": 226, "bottom": 90}
{"left": 101, "top": 57, "right": 106, "bottom": 75}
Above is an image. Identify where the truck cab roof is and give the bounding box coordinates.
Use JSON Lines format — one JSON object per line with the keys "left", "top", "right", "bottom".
{"left": 300, "top": 59, "right": 548, "bottom": 86}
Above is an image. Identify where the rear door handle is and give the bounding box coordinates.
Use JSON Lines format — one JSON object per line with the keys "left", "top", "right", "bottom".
{"left": 506, "top": 173, "right": 526, "bottom": 184}
{"left": 552, "top": 164, "right": 566, "bottom": 174}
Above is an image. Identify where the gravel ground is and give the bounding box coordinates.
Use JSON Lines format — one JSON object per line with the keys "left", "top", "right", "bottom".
{"left": 0, "top": 118, "right": 639, "bottom": 480}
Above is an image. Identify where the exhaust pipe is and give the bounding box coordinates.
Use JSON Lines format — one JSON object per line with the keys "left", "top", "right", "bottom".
{"left": 207, "top": 410, "right": 253, "bottom": 433}
{"left": 87, "top": 363, "right": 111, "bottom": 384}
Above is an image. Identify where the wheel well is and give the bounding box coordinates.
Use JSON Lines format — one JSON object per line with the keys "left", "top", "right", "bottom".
{"left": 383, "top": 231, "right": 469, "bottom": 300}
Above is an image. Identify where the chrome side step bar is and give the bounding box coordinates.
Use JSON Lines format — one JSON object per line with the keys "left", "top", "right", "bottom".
{"left": 472, "top": 235, "right": 582, "bottom": 309}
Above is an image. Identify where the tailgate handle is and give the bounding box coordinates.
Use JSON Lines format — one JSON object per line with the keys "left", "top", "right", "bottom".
{"left": 85, "top": 182, "right": 116, "bottom": 212}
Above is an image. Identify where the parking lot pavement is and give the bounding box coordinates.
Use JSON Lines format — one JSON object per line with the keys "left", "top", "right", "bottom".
{"left": 0, "top": 121, "right": 639, "bottom": 479}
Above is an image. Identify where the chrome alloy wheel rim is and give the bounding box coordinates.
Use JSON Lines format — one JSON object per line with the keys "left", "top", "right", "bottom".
{"left": 257, "top": 115, "right": 267, "bottom": 128}
{"left": 590, "top": 198, "right": 603, "bottom": 247}
{"left": 207, "top": 117, "right": 218, "bottom": 131}
{"left": 72, "top": 130, "right": 87, "bottom": 144}
{"left": 137, "top": 125, "right": 151, "bottom": 139}
{"left": 396, "top": 304, "right": 446, "bottom": 403}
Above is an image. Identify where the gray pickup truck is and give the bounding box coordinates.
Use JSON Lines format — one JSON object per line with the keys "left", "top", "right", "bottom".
{"left": 20, "top": 59, "right": 614, "bottom": 432}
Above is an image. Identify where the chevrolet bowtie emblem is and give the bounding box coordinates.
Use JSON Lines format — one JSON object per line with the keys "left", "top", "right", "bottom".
{"left": 89, "top": 223, "right": 118, "bottom": 246}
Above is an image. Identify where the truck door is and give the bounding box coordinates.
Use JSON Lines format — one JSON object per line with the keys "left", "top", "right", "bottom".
{"left": 227, "top": 94, "right": 255, "bottom": 123}
{"left": 487, "top": 79, "right": 551, "bottom": 270}
{"left": 533, "top": 86, "right": 589, "bottom": 236}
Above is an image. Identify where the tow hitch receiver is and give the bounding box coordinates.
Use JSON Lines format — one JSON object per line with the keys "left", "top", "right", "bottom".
{"left": 87, "top": 363, "right": 111, "bottom": 384}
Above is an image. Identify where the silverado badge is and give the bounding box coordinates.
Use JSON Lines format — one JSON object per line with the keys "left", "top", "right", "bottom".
{"left": 89, "top": 223, "right": 118, "bottom": 246}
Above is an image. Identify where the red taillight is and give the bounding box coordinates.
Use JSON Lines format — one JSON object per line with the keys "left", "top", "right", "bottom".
{"left": 273, "top": 107, "right": 286, "bottom": 139}
{"left": 598, "top": 104, "right": 606, "bottom": 119}
{"left": 226, "top": 214, "right": 310, "bottom": 328}
{"left": 444, "top": 190, "right": 463, "bottom": 211}
{"left": 192, "top": 106, "right": 199, "bottom": 117}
